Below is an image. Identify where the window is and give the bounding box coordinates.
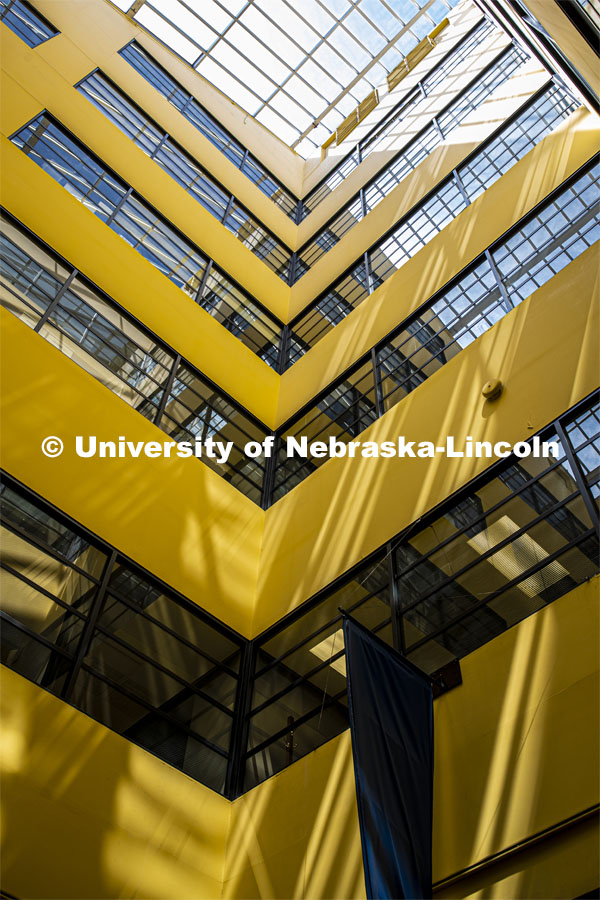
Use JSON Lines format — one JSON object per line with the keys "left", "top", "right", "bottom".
{"left": 245, "top": 551, "right": 393, "bottom": 790}
{"left": 159, "top": 362, "right": 267, "bottom": 505}
{"left": 77, "top": 71, "right": 293, "bottom": 281}
{"left": 295, "top": 47, "right": 568, "bottom": 287}
{"left": 298, "top": 196, "right": 364, "bottom": 270}
{"left": 0, "top": 0, "right": 57, "bottom": 47}
{"left": 0, "top": 480, "right": 108, "bottom": 698}
{"left": 119, "top": 42, "right": 298, "bottom": 219}
{"left": 372, "top": 177, "right": 467, "bottom": 283}
{"left": 124, "top": 0, "right": 458, "bottom": 160}
{"left": 0, "top": 213, "right": 271, "bottom": 504}
{"left": 0, "top": 477, "right": 244, "bottom": 795}
{"left": 11, "top": 112, "right": 283, "bottom": 366}
{"left": 437, "top": 44, "right": 527, "bottom": 136}
{"left": 397, "top": 415, "right": 599, "bottom": 674}
{"left": 492, "top": 164, "right": 600, "bottom": 303}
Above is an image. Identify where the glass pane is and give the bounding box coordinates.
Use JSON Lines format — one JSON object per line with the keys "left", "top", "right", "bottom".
{"left": 0, "top": 214, "right": 71, "bottom": 327}
{"left": 565, "top": 400, "right": 600, "bottom": 503}
{"left": 0, "top": 0, "right": 57, "bottom": 47}
{"left": 78, "top": 71, "right": 163, "bottom": 157}
{"left": 40, "top": 276, "right": 174, "bottom": 418}
{"left": 492, "top": 163, "right": 600, "bottom": 304}
{"left": 12, "top": 114, "right": 127, "bottom": 223}
{"left": 71, "top": 668, "right": 228, "bottom": 792}
{"left": 274, "top": 359, "right": 377, "bottom": 499}
{"left": 159, "top": 361, "right": 266, "bottom": 502}
{"left": 0, "top": 483, "right": 107, "bottom": 578}
{"left": 110, "top": 195, "right": 207, "bottom": 297}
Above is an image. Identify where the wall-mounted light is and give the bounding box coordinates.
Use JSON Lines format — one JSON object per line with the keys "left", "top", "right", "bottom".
{"left": 482, "top": 378, "right": 503, "bottom": 401}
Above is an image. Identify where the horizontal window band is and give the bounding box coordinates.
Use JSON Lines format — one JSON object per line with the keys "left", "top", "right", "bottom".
{"left": 118, "top": 40, "right": 299, "bottom": 220}
{"left": 1, "top": 389, "right": 597, "bottom": 795}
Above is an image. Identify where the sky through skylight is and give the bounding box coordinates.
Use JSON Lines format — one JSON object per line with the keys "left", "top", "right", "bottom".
{"left": 112, "top": 0, "right": 460, "bottom": 157}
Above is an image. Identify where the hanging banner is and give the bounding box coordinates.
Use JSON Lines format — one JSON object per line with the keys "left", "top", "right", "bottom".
{"left": 343, "top": 616, "right": 434, "bottom": 900}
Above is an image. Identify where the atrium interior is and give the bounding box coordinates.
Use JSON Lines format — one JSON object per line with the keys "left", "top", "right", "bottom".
{"left": 0, "top": 0, "right": 598, "bottom": 897}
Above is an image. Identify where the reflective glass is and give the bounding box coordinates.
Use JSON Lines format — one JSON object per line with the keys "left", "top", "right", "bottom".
{"left": 0, "top": 0, "right": 57, "bottom": 47}
{"left": 119, "top": 41, "right": 298, "bottom": 217}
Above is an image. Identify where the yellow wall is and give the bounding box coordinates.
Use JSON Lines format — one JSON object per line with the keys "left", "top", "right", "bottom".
{"left": 228, "top": 577, "right": 599, "bottom": 900}
{"left": 0, "top": 309, "right": 263, "bottom": 636}
{"left": 3, "top": 577, "right": 597, "bottom": 899}
{"left": 0, "top": 665, "right": 232, "bottom": 900}
{"left": 256, "top": 245, "right": 599, "bottom": 634}
{"left": 280, "top": 106, "right": 600, "bottom": 414}
{"left": 2, "top": 242, "right": 597, "bottom": 638}
{"left": 32, "top": 0, "right": 305, "bottom": 197}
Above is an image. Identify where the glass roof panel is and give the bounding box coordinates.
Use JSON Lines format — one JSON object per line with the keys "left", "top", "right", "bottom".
{"left": 119, "top": 0, "right": 461, "bottom": 158}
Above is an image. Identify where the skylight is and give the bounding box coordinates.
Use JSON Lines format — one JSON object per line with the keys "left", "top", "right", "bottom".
{"left": 112, "top": 0, "right": 461, "bottom": 158}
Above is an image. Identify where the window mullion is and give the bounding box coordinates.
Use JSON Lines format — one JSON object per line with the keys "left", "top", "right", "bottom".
{"left": 33, "top": 268, "right": 79, "bottom": 333}
{"left": 154, "top": 352, "right": 181, "bottom": 429}
{"left": 555, "top": 418, "right": 600, "bottom": 530}
{"left": 61, "top": 548, "right": 118, "bottom": 701}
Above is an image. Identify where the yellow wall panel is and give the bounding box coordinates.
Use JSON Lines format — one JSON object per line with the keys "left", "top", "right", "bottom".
{"left": 0, "top": 70, "right": 44, "bottom": 138}
{"left": 257, "top": 246, "right": 599, "bottom": 633}
{"left": 0, "top": 29, "right": 290, "bottom": 320}
{"left": 32, "top": 0, "right": 305, "bottom": 195}
{"left": 0, "top": 310, "right": 262, "bottom": 636}
{"left": 279, "top": 107, "right": 600, "bottom": 420}
{"left": 224, "top": 732, "right": 365, "bottom": 900}
{"left": 435, "top": 814, "right": 599, "bottom": 899}
{"left": 0, "top": 138, "right": 279, "bottom": 428}
{"left": 0, "top": 666, "right": 231, "bottom": 900}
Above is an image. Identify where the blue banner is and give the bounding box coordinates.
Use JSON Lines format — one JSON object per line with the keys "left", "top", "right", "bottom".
{"left": 343, "top": 616, "right": 434, "bottom": 900}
